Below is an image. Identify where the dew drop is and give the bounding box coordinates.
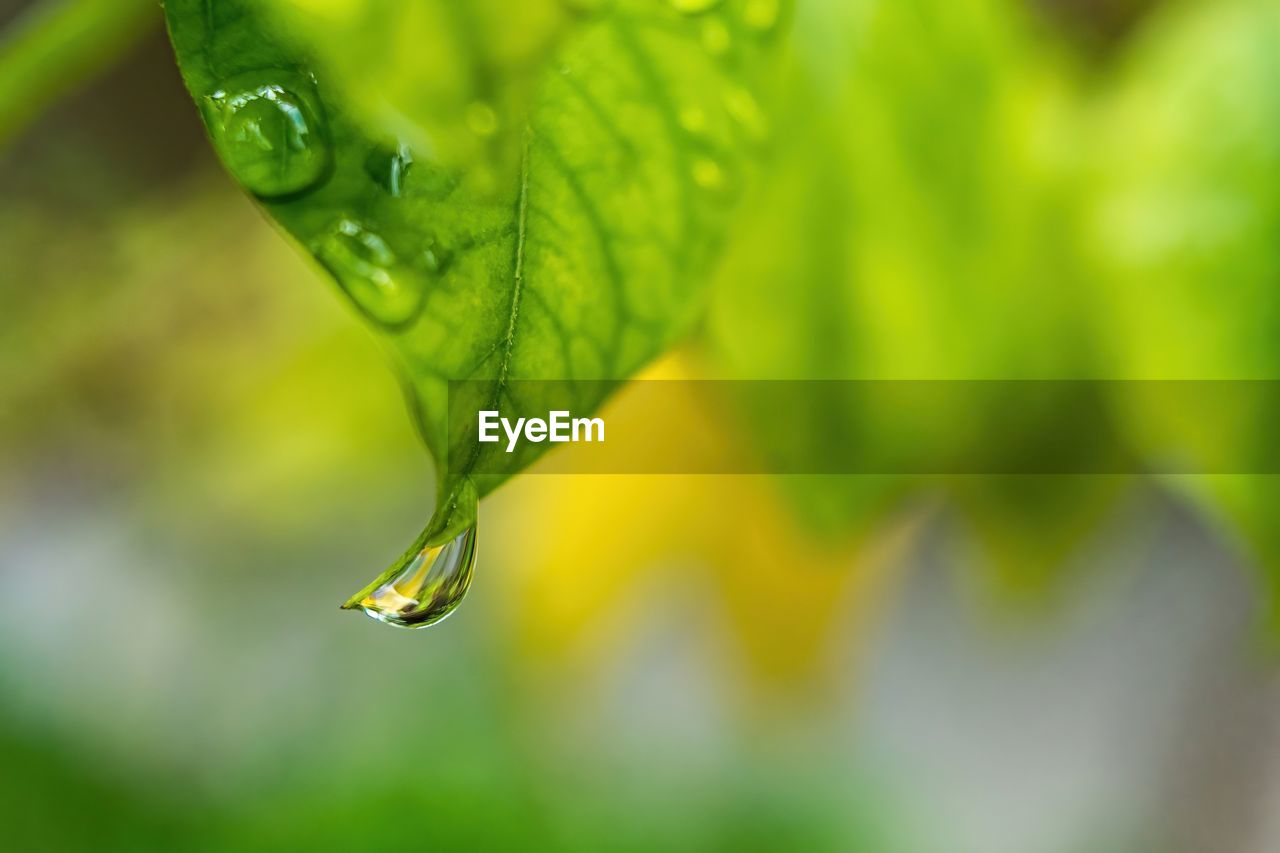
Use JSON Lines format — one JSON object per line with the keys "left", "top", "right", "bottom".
{"left": 346, "top": 524, "right": 478, "bottom": 629}
{"left": 203, "top": 72, "right": 332, "bottom": 199}
{"left": 742, "top": 0, "right": 780, "bottom": 31}
{"left": 315, "top": 219, "right": 424, "bottom": 328}
{"left": 365, "top": 142, "right": 414, "bottom": 197}
{"left": 669, "top": 0, "right": 722, "bottom": 14}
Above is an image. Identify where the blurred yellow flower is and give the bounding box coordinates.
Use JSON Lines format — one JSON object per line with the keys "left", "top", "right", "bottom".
{"left": 489, "top": 354, "right": 921, "bottom": 692}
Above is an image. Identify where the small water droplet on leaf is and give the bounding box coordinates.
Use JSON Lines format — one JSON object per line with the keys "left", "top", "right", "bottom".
{"left": 345, "top": 524, "right": 478, "bottom": 629}
{"left": 315, "top": 219, "right": 424, "bottom": 328}
{"left": 365, "top": 142, "right": 415, "bottom": 197}
{"left": 203, "top": 71, "right": 332, "bottom": 199}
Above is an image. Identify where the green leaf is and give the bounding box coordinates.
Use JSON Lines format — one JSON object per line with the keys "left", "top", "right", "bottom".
{"left": 246, "top": 0, "right": 575, "bottom": 179}
{"left": 164, "top": 0, "right": 779, "bottom": 604}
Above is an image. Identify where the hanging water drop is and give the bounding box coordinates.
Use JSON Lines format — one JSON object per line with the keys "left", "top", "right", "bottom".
{"left": 203, "top": 71, "right": 332, "bottom": 199}
{"left": 343, "top": 480, "right": 480, "bottom": 630}
{"left": 315, "top": 219, "right": 424, "bottom": 329}
{"left": 344, "top": 524, "right": 478, "bottom": 629}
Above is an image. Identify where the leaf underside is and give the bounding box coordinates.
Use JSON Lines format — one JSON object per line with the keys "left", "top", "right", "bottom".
{"left": 165, "top": 0, "right": 776, "bottom": 537}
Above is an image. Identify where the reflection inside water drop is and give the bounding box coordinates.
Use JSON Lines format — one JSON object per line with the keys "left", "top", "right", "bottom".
{"left": 204, "top": 72, "right": 332, "bottom": 199}
{"left": 315, "top": 219, "right": 424, "bottom": 328}
{"left": 365, "top": 142, "right": 415, "bottom": 197}
{"left": 346, "top": 525, "right": 478, "bottom": 629}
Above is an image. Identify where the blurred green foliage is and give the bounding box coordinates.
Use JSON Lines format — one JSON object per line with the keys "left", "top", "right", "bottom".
{"left": 1086, "top": 0, "right": 1280, "bottom": 625}
{"left": 706, "top": 0, "right": 1280, "bottom": 615}
{"left": 0, "top": 0, "right": 153, "bottom": 142}
{"left": 708, "top": 0, "right": 1119, "bottom": 606}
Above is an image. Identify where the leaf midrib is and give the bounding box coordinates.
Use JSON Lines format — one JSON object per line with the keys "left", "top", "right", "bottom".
{"left": 497, "top": 126, "right": 533, "bottom": 401}
{"left": 445, "top": 125, "right": 533, "bottom": 499}
{"left": 448, "top": 11, "right": 718, "bottom": 494}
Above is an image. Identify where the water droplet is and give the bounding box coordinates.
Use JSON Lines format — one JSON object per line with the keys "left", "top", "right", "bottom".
{"left": 669, "top": 0, "right": 722, "bottom": 14}
{"left": 466, "top": 101, "right": 499, "bottom": 137}
{"left": 701, "top": 18, "right": 732, "bottom": 55}
{"left": 346, "top": 524, "right": 477, "bottom": 629}
{"left": 742, "top": 0, "right": 780, "bottom": 31}
{"left": 203, "top": 72, "right": 332, "bottom": 199}
{"left": 315, "top": 219, "right": 424, "bottom": 328}
{"left": 365, "top": 142, "right": 414, "bottom": 197}
{"left": 343, "top": 481, "right": 480, "bottom": 630}
{"left": 692, "top": 157, "right": 727, "bottom": 191}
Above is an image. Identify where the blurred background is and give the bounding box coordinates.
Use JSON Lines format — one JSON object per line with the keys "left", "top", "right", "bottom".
{"left": 4, "top": 0, "right": 1280, "bottom": 850}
